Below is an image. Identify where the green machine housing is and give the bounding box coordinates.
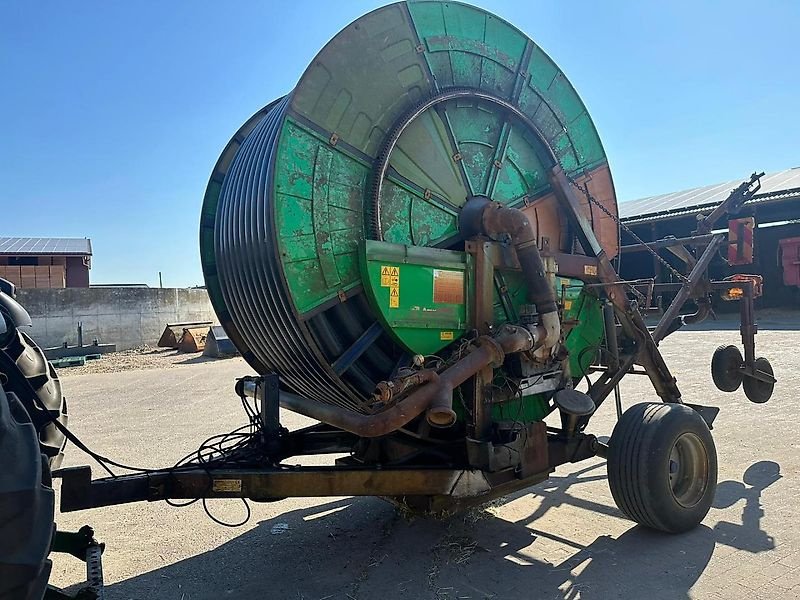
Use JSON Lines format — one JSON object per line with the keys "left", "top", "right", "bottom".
{"left": 361, "top": 238, "right": 604, "bottom": 424}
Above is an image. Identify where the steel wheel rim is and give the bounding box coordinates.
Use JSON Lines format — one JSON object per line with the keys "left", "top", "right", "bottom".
{"left": 668, "top": 432, "right": 709, "bottom": 508}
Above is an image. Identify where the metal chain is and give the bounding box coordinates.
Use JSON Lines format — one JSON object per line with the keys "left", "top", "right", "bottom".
{"left": 566, "top": 174, "right": 689, "bottom": 283}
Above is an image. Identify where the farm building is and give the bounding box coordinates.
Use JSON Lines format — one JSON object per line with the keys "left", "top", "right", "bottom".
{"left": 619, "top": 167, "right": 800, "bottom": 308}
{"left": 0, "top": 237, "right": 92, "bottom": 288}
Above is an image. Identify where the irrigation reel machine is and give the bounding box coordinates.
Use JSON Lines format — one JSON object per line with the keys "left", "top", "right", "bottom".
{"left": 0, "top": 2, "right": 776, "bottom": 598}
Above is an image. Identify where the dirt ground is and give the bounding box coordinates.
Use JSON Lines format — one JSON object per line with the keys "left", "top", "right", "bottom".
{"left": 56, "top": 345, "right": 217, "bottom": 377}
{"left": 48, "top": 325, "right": 798, "bottom": 599}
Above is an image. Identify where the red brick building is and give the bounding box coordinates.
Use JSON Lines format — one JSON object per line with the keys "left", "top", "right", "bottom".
{"left": 0, "top": 237, "right": 92, "bottom": 288}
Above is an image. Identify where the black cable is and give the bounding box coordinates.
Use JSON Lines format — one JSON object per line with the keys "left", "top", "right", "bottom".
{"left": 2, "top": 345, "right": 262, "bottom": 526}
{"left": 202, "top": 497, "right": 251, "bottom": 528}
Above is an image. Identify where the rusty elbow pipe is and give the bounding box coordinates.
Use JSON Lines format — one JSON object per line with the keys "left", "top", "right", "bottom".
{"left": 276, "top": 328, "right": 534, "bottom": 437}
{"left": 460, "top": 196, "right": 560, "bottom": 351}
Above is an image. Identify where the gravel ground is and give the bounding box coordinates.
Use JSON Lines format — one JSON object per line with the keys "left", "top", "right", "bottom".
{"left": 56, "top": 346, "right": 242, "bottom": 377}
{"left": 48, "top": 326, "right": 798, "bottom": 599}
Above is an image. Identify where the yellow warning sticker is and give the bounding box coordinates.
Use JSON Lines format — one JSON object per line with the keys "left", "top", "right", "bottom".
{"left": 564, "top": 300, "right": 573, "bottom": 311}
{"left": 440, "top": 331, "right": 454, "bottom": 341}
{"left": 380, "top": 265, "right": 400, "bottom": 287}
{"left": 389, "top": 285, "right": 399, "bottom": 308}
{"left": 584, "top": 264, "right": 598, "bottom": 276}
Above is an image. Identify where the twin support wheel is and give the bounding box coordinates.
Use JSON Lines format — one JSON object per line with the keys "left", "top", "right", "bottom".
{"left": 711, "top": 344, "right": 775, "bottom": 404}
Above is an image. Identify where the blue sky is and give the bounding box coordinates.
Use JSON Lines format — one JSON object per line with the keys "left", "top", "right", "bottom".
{"left": 2, "top": 1, "right": 798, "bottom": 287}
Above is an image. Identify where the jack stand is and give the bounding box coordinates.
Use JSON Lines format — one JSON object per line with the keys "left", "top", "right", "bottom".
{"left": 44, "top": 526, "right": 104, "bottom": 600}
{"left": 236, "top": 373, "right": 284, "bottom": 457}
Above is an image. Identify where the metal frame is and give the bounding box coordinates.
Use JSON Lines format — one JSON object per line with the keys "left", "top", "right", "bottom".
{"left": 55, "top": 98, "right": 772, "bottom": 514}
{"left": 57, "top": 371, "right": 598, "bottom": 513}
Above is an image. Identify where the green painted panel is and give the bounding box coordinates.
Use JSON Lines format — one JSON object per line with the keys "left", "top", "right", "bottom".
{"left": 491, "top": 393, "right": 552, "bottom": 424}
{"left": 361, "top": 240, "right": 469, "bottom": 355}
{"left": 274, "top": 119, "right": 369, "bottom": 313}
{"left": 290, "top": 3, "right": 434, "bottom": 157}
{"left": 408, "top": 3, "right": 608, "bottom": 178}
{"left": 569, "top": 112, "right": 605, "bottom": 171}
{"left": 409, "top": 1, "right": 526, "bottom": 100}
{"left": 390, "top": 107, "right": 468, "bottom": 205}
{"left": 563, "top": 286, "right": 604, "bottom": 378}
{"left": 523, "top": 46, "right": 606, "bottom": 172}
{"left": 410, "top": 198, "right": 459, "bottom": 245}
{"left": 528, "top": 46, "right": 559, "bottom": 94}
{"left": 380, "top": 179, "right": 458, "bottom": 247}
{"left": 446, "top": 100, "right": 503, "bottom": 196}
{"left": 380, "top": 181, "right": 415, "bottom": 245}
{"left": 493, "top": 128, "right": 549, "bottom": 204}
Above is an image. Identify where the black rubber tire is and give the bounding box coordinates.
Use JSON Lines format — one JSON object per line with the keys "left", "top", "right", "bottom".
{"left": 607, "top": 402, "right": 717, "bottom": 533}
{"left": 0, "top": 325, "right": 68, "bottom": 470}
{"left": 711, "top": 344, "right": 743, "bottom": 392}
{"left": 0, "top": 386, "right": 55, "bottom": 600}
{"left": 743, "top": 357, "right": 774, "bottom": 404}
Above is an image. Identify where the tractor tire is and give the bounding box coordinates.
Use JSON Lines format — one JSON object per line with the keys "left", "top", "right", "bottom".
{"left": 743, "top": 357, "right": 774, "bottom": 404}
{"left": 0, "top": 383, "right": 56, "bottom": 600}
{"left": 0, "top": 303, "right": 65, "bottom": 600}
{"left": 711, "top": 344, "right": 743, "bottom": 392}
{"left": 0, "top": 325, "right": 68, "bottom": 470}
{"left": 607, "top": 402, "right": 717, "bottom": 533}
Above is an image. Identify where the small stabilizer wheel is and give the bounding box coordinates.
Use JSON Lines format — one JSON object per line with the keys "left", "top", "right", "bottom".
{"left": 711, "top": 344, "right": 744, "bottom": 392}
{"left": 743, "top": 356, "right": 774, "bottom": 404}
{"left": 607, "top": 402, "right": 717, "bottom": 533}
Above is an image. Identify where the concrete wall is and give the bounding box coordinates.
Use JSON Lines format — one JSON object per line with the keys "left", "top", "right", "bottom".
{"left": 15, "top": 287, "right": 217, "bottom": 350}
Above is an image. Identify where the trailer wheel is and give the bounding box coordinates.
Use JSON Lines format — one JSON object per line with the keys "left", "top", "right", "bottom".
{"left": 743, "top": 357, "right": 774, "bottom": 404}
{"left": 608, "top": 402, "right": 717, "bottom": 533}
{"left": 711, "top": 345, "right": 743, "bottom": 392}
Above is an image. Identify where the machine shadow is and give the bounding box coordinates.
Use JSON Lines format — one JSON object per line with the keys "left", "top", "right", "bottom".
{"left": 105, "top": 460, "right": 777, "bottom": 600}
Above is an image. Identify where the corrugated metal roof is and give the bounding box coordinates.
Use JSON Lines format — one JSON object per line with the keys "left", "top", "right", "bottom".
{"left": 619, "top": 167, "right": 800, "bottom": 222}
{"left": 0, "top": 237, "right": 92, "bottom": 255}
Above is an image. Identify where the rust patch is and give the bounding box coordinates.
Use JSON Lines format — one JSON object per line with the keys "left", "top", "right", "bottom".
{"left": 433, "top": 269, "right": 464, "bottom": 304}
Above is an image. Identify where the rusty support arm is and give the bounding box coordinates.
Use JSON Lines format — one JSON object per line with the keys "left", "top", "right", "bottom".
{"left": 651, "top": 234, "right": 723, "bottom": 343}
{"left": 696, "top": 172, "right": 763, "bottom": 234}
{"left": 548, "top": 166, "right": 682, "bottom": 403}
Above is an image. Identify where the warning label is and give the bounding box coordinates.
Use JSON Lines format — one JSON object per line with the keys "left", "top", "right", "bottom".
{"left": 440, "top": 331, "right": 454, "bottom": 341}
{"left": 381, "top": 265, "right": 400, "bottom": 287}
{"left": 389, "top": 285, "right": 399, "bottom": 308}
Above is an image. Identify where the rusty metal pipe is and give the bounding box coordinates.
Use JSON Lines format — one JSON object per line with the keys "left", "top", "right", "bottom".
{"left": 278, "top": 327, "right": 533, "bottom": 437}
{"left": 426, "top": 389, "right": 456, "bottom": 427}
{"left": 461, "top": 196, "right": 560, "bottom": 350}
